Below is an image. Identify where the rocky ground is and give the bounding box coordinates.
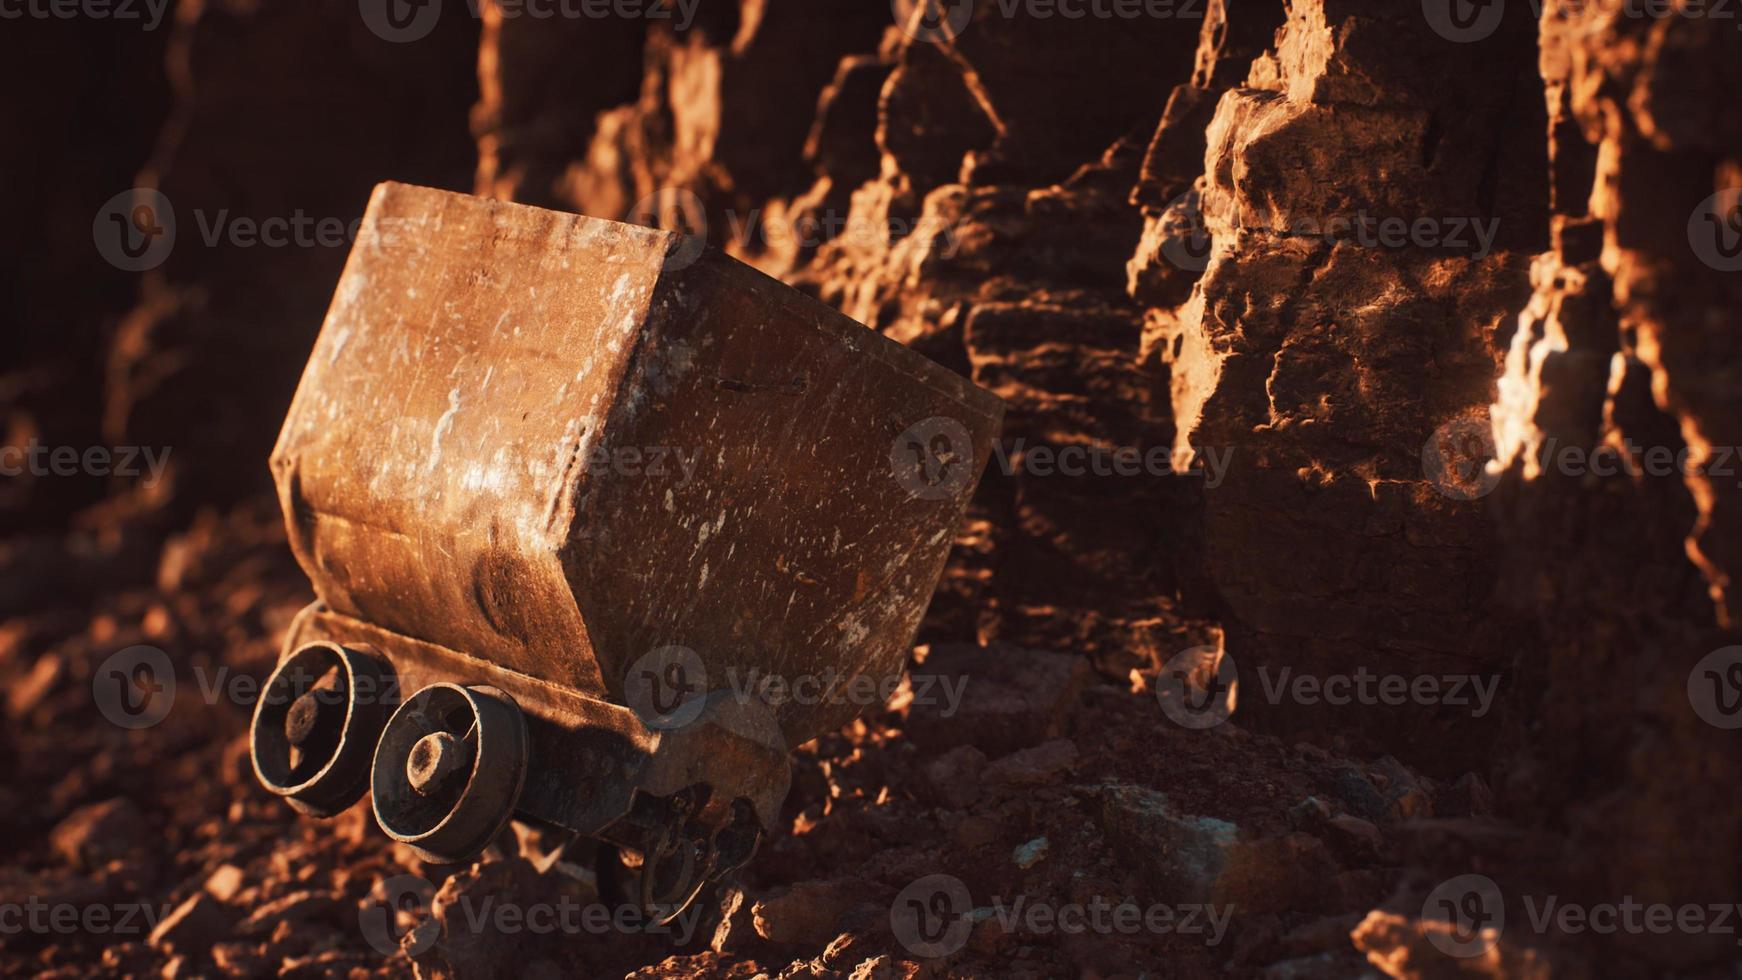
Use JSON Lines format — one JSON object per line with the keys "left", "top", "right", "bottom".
{"left": 2, "top": 502, "right": 1505, "bottom": 978}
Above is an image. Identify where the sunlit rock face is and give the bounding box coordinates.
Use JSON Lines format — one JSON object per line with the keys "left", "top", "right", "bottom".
{"left": 1129, "top": 0, "right": 1547, "bottom": 765}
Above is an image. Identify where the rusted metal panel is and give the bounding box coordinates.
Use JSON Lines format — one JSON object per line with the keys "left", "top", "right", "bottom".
{"left": 259, "top": 183, "right": 1003, "bottom": 902}
{"left": 271, "top": 181, "right": 1003, "bottom": 750}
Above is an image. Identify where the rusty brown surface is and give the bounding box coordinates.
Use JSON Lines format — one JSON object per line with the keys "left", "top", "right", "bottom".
{"left": 261, "top": 182, "right": 1003, "bottom": 896}
{"left": 272, "top": 182, "right": 1002, "bottom": 752}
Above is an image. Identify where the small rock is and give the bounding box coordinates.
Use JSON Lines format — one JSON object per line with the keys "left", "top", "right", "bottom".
{"left": 1287, "top": 795, "right": 1333, "bottom": 831}
{"left": 209, "top": 941, "right": 269, "bottom": 976}
{"left": 709, "top": 885, "right": 756, "bottom": 954}
{"left": 751, "top": 878, "right": 859, "bottom": 946}
{"left": 148, "top": 892, "right": 237, "bottom": 956}
{"left": 847, "top": 955, "right": 906, "bottom": 980}
{"left": 951, "top": 815, "right": 1003, "bottom": 850}
{"left": 1215, "top": 833, "right": 1341, "bottom": 915}
{"left": 414, "top": 857, "right": 544, "bottom": 980}
{"left": 1438, "top": 772, "right": 1495, "bottom": 818}
{"left": 819, "top": 930, "right": 870, "bottom": 968}
{"left": 1371, "top": 756, "right": 1433, "bottom": 822}
{"left": 9, "top": 652, "right": 65, "bottom": 715}
{"left": 279, "top": 950, "right": 374, "bottom": 978}
{"left": 1353, "top": 905, "right": 1558, "bottom": 979}
{"left": 1086, "top": 782, "right": 1238, "bottom": 904}
{"left": 1327, "top": 767, "right": 1388, "bottom": 823}
{"left": 1012, "top": 837, "right": 1048, "bottom": 869}
{"left": 984, "top": 738, "right": 1078, "bottom": 787}
{"left": 1326, "top": 814, "right": 1383, "bottom": 854}
{"left": 922, "top": 744, "right": 986, "bottom": 809}
{"left": 51, "top": 798, "right": 146, "bottom": 869}
{"left": 235, "top": 890, "right": 340, "bottom": 937}
{"left": 903, "top": 645, "right": 1090, "bottom": 755}
{"left": 203, "top": 865, "right": 246, "bottom": 904}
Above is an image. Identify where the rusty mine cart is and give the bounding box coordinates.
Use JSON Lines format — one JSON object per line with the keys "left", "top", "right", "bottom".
{"left": 247, "top": 183, "right": 1003, "bottom": 923}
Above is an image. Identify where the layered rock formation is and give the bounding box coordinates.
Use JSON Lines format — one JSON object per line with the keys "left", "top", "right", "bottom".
{"left": 1485, "top": 0, "right": 1742, "bottom": 966}
{"left": 1130, "top": 0, "right": 1548, "bottom": 765}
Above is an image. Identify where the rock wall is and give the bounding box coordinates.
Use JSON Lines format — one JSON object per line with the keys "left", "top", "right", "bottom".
{"left": 1486, "top": 0, "right": 1742, "bottom": 966}
{"left": 1131, "top": 0, "right": 1549, "bottom": 765}
{"left": 102, "top": 0, "right": 481, "bottom": 519}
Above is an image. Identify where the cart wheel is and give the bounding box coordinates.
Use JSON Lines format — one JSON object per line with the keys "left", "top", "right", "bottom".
{"left": 596, "top": 795, "right": 763, "bottom": 933}
{"left": 594, "top": 840, "right": 726, "bottom": 943}
{"left": 372, "top": 683, "right": 528, "bottom": 864}
{"left": 250, "top": 642, "right": 396, "bottom": 817}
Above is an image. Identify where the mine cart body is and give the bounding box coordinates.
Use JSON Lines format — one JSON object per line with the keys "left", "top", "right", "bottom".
{"left": 252, "top": 183, "right": 1001, "bottom": 912}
